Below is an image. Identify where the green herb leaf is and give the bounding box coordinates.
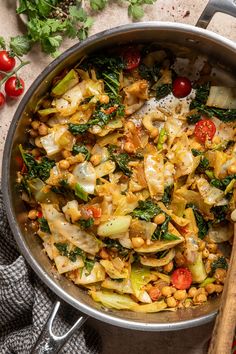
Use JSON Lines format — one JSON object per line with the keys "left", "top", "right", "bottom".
{"left": 108, "top": 148, "right": 132, "bottom": 177}
{"left": 103, "top": 238, "right": 129, "bottom": 258}
{"left": 156, "top": 84, "right": 172, "bottom": 100}
{"left": 72, "top": 144, "right": 91, "bottom": 160}
{"left": 210, "top": 174, "right": 236, "bottom": 191}
{"left": 38, "top": 217, "right": 51, "bottom": 233}
{"left": 211, "top": 205, "right": 228, "bottom": 224}
{"left": 90, "top": 0, "right": 108, "bottom": 11}
{"left": 132, "top": 200, "right": 161, "bottom": 221}
{"left": 78, "top": 218, "right": 94, "bottom": 229}
{"left": 186, "top": 204, "right": 209, "bottom": 239}
{"left": 161, "top": 185, "right": 173, "bottom": 206}
{"left": 84, "top": 259, "right": 95, "bottom": 275}
{"left": 211, "top": 256, "right": 228, "bottom": 274}
{"left": 68, "top": 123, "right": 90, "bottom": 135}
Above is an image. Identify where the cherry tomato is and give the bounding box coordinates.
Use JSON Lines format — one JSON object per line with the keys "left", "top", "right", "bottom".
{"left": 103, "top": 106, "right": 117, "bottom": 115}
{"left": 37, "top": 211, "right": 43, "bottom": 219}
{"left": 122, "top": 47, "right": 141, "bottom": 70}
{"left": 5, "top": 76, "right": 25, "bottom": 98}
{"left": 147, "top": 287, "right": 161, "bottom": 301}
{"left": 0, "top": 92, "right": 5, "bottom": 108}
{"left": 172, "top": 77, "right": 192, "bottom": 98}
{"left": 0, "top": 50, "right": 16, "bottom": 72}
{"left": 194, "top": 119, "right": 216, "bottom": 143}
{"left": 171, "top": 267, "right": 192, "bottom": 290}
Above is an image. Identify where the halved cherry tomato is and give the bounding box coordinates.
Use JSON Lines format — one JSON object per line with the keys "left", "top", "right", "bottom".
{"left": 147, "top": 286, "right": 161, "bottom": 301}
{"left": 0, "top": 50, "right": 16, "bottom": 72}
{"left": 5, "top": 76, "right": 25, "bottom": 98}
{"left": 171, "top": 267, "right": 192, "bottom": 290}
{"left": 194, "top": 119, "right": 216, "bottom": 143}
{"left": 86, "top": 206, "right": 102, "bottom": 218}
{"left": 122, "top": 47, "right": 141, "bottom": 70}
{"left": 172, "top": 77, "right": 192, "bottom": 98}
{"left": 0, "top": 92, "right": 5, "bottom": 108}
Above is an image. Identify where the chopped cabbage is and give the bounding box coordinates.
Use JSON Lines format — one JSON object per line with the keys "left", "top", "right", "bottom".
{"left": 95, "top": 160, "right": 116, "bottom": 178}
{"left": 54, "top": 255, "right": 84, "bottom": 274}
{"left": 140, "top": 248, "right": 175, "bottom": 267}
{"left": 72, "top": 162, "right": 96, "bottom": 194}
{"left": 196, "top": 177, "right": 225, "bottom": 205}
{"left": 130, "top": 264, "right": 152, "bottom": 303}
{"left": 97, "top": 216, "right": 132, "bottom": 237}
{"left": 188, "top": 252, "right": 207, "bottom": 283}
{"left": 100, "top": 260, "right": 129, "bottom": 279}
{"left": 90, "top": 290, "right": 137, "bottom": 309}
{"left": 74, "top": 262, "right": 105, "bottom": 284}
{"left": 101, "top": 278, "right": 133, "bottom": 294}
{"left": 41, "top": 204, "right": 101, "bottom": 255}
{"left": 144, "top": 154, "right": 164, "bottom": 199}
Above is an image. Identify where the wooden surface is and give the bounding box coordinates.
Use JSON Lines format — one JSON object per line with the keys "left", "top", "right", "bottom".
{"left": 208, "top": 225, "right": 236, "bottom": 354}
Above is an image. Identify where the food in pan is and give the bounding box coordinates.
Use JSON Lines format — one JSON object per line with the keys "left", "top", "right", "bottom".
{"left": 16, "top": 45, "right": 236, "bottom": 312}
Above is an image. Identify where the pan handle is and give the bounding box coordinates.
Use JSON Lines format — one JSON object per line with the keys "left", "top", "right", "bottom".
{"left": 196, "top": 0, "right": 236, "bottom": 29}
{"left": 31, "top": 301, "right": 88, "bottom": 354}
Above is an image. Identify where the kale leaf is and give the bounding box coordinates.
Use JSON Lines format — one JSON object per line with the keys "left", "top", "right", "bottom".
{"left": 19, "top": 144, "right": 55, "bottom": 181}
{"left": 38, "top": 217, "right": 51, "bottom": 233}
{"left": 132, "top": 200, "right": 161, "bottom": 222}
{"left": 78, "top": 218, "right": 94, "bottom": 229}
{"left": 138, "top": 62, "right": 160, "bottom": 82}
{"left": 187, "top": 113, "right": 201, "bottom": 125}
{"left": 211, "top": 256, "right": 228, "bottom": 274}
{"left": 196, "top": 156, "right": 210, "bottom": 174}
{"left": 103, "top": 238, "right": 129, "bottom": 258}
{"left": 54, "top": 242, "right": 85, "bottom": 262}
{"left": 156, "top": 84, "right": 172, "bottom": 100}
{"left": 211, "top": 205, "right": 228, "bottom": 224}
{"left": 210, "top": 174, "right": 236, "bottom": 190}
{"left": 72, "top": 144, "right": 91, "bottom": 160}
{"left": 152, "top": 215, "right": 179, "bottom": 241}
{"left": 161, "top": 185, "right": 173, "bottom": 206}
{"left": 68, "top": 123, "right": 90, "bottom": 135}
{"left": 186, "top": 203, "right": 209, "bottom": 239}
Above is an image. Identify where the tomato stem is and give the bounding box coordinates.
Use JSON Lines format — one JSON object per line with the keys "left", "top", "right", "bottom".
{"left": 0, "top": 60, "right": 30, "bottom": 87}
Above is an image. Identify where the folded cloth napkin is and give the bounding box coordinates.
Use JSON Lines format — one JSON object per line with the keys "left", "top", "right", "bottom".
{"left": 0, "top": 192, "right": 101, "bottom": 354}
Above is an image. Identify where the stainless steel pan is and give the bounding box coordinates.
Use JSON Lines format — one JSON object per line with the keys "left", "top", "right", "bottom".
{"left": 2, "top": 1, "right": 236, "bottom": 352}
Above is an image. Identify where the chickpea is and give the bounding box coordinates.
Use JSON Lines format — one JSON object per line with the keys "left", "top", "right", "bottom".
{"left": 212, "top": 136, "right": 221, "bottom": 144}
{"left": 207, "top": 243, "right": 217, "bottom": 254}
{"left": 166, "top": 296, "right": 177, "bottom": 308}
{"left": 31, "top": 148, "right": 40, "bottom": 157}
{"left": 184, "top": 299, "right": 192, "bottom": 308}
{"left": 198, "top": 240, "right": 206, "bottom": 251}
{"left": 214, "top": 268, "right": 227, "bottom": 283}
{"left": 35, "top": 137, "right": 43, "bottom": 148}
{"left": 163, "top": 261, "right": 174, "bottom": 273}
{"left": 59, "top": 160, "right": 70, "bottom": 170}
{"left": 227, "top": 163, "right": 236, "bottom": 174}
{"left": 126, "top": 121, "right": 136, "bottom": 133}
{"left": 202, "top": 248, "right": 209, "bottom": 258}
{"left": 124, "top": 142, "right": 135, "bottom": 154}
{"left": 191, "top": 141, "right": 202, "bottom": 150}
{"left": 90, "top": 154, "right": 102, "bottom": 166}
{"left": 150, "top": 128, "right": 159, "bottom": 139}
{"left": 161, "top": 286, "right": 172, "bottom": 298}
{"left": 215, "top": 284, "right": 223, "bottom": 293}
{"left": 193, "top": 293, "right": 207, "bottom": 304}
{"left": 99, "top": 94, "right": 109, "bottom": 104}
{"left": 188, "top": 287, "right": 197, "bottom": 298}
{"left": 29, "top": 129, "right": 38, "bottom": 138}
{"left": 100, "top": 248, "right": 109, "bottom": 260}
{"left": 174, "top": 290, "right": 187, "bottom": 301}
{"left": 205, "top": 283, "right": 216, "bottom": 294}
{"left": 28, "top": 209, "right": 38, "bottom": 220}
{"left": 38, "top": 123, "right": 48, "bottom": 136}
{"left": 31, "top": 120, "right": 40, "bottom": 130}
{"left": 154, "top": 213, "right": 165, "bottom": 225}
{"left": 131, "top": 237, "right": 145, "bottom": 248}
{"left": 62, "top": 150, "right": 72, "bottom": 158}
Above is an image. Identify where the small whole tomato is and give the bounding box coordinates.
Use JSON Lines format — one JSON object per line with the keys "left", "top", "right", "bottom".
{"left": 194, "top": 118, "right": 216, "bottom": 143}
{"left": 0, "top": 50, "right": 16, "bottom": 72}
{"left": 172, "top": 77, "right": 192, "bottom": 98}
{"left": 0, "top": 92, "right": 5, "bottom": 108}
{"left": 5, "top": 76, "right": 25, "bottom": 98}
{"left": 171, "top": 267, "right": 192, "bottom": 290}
{"left": 122, "top": 47, "right": 141, "bottom": 70}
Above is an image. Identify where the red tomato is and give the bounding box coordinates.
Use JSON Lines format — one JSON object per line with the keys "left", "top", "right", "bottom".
{"left": 122, "top": 47, "right": 141, "bottom": 70}
{"left": 148, "top": 287, "right": 161, "bottom": 301}
{"left": 194, "top": 119, "right": 216, "bottom": 143}
{"left": 86, "top": 206, "right": 102, "bottom": 218}
{"left": 171, "top": 268, "right": 192, "bottom": 290}
{"left": 103, "top": 106, "right": 117, "bottom": 115}
{"left": 172, "top": 77, "right": 192, "bottom": 98}
{"left": 0, "top": 92, "right": 5, "bottom": 108}
{"left": 37, "top": 211, "right": 43, "bottom": 218}
{"left": 0, "top": 50, "right": 16, "bottom": 72}
{"left": 5, "top": 77, "right": 25, "bottom": 98}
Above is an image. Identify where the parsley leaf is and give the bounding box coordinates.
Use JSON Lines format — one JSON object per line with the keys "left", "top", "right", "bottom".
{"left": 90, "top": 0, "right": 108, "bottom": 11}
{"left": 10, "top": 35, "right": 31, "bottom": 56}
{"left": 0, "top": 36, "right": 6, "bottom": 49}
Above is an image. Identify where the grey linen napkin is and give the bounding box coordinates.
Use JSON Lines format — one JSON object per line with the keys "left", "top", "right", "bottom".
{"left": 0, "top": 192, "right": 101, "bottom": 354}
